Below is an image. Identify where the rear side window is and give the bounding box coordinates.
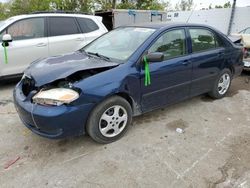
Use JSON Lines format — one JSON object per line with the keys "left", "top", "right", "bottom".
{"left": 149, "top": 29, "right": 187, "bottom": 60}
{"left": 49, "top": 17, "right": 80, "bottom": 37}
{"left": 189, "top": 28, "right": 222, "bottom": 53}
{"left": 6, "top": 18, "right": 45, "bottom": 40}
{"left": 76, "top": 17, "right": 99, "bottom": 33}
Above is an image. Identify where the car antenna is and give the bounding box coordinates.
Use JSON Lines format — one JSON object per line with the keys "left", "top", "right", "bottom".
{"left": 186, "top": 3, "right": 198, "bottom": 23}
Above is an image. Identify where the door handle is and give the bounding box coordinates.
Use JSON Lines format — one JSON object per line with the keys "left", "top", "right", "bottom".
{"left": 36, "top": 43, "right": 47, "bottom": 47}
{"left": 182, "top": 60, "right": 191, "bottom": 66}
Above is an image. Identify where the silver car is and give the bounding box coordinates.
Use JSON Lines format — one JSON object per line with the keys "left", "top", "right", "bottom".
{"left": 0, "top": 12, "right": 108, "bottom": 78}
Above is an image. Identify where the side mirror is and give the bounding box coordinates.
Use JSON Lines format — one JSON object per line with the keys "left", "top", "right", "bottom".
{"left": 2, "top": 34, "right": 12, "bottom": 47}
{"left": 144, "top": 52, "right": 164, "bottom": 63}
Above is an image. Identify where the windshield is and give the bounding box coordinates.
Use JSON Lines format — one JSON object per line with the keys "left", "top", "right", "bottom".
{"left": 83, "top": 27, "right": 156, "bottom": 61}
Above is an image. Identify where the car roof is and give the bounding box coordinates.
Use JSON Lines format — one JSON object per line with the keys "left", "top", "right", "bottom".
{"left": 125, "top": 22, "right": 215, "bottom": 30}
{"left": 0, "top": 13, "right": 101, "bottom": 31}
{"left": 3, "top": 13, "right": 100, "bottom": 24}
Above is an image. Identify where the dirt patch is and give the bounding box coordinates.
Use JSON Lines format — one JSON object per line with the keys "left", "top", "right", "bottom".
{"left": 226, "top": 73, "right": 250, "bottom": 97}
{"left": 0, "top": 99, "right": 13, "bottom": 106}
{"left": 200, "top": 95, "right": 214, "bottom": 102}
{"left": 207, "top": 134, "right": 250, "bottom": 188}
{"left": 57, "top": 139, "right": 68, "bottom": 147}
{"left": 166, "top": 119, "right": 188, "bottom": 131}
{"left": 133, "top": 109, "right": 167, "bottom": 125}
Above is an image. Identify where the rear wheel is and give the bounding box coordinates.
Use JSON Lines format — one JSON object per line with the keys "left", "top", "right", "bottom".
{"left": 209, "top": 69, "right": 232, "bottom": 99}
{"left": 86, "top": 96, "right": 132, "bottom": 144}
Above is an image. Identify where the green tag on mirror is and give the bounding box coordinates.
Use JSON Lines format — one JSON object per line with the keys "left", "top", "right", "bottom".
{"left": 144, "top": 56, "right": 151, "bottom": 86}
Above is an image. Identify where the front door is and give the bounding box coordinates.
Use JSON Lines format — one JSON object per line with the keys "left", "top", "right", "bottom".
{"left": 0, "top": 17, "right": 48, "bottom": 76}
{"left": 141, "top": 28, "right": 192, "bottom": 112}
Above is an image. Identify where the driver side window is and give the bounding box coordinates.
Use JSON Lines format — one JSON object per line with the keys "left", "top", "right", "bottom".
{"left": 149, "top": 29, "right": 187, "bottom": 60}
{"left": 6, "top": 18, "right": 45, "bottom": 41}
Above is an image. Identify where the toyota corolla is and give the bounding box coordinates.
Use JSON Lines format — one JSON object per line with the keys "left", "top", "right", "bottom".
{"left": 13, "top": 23, "right": 243, "bottom": 143}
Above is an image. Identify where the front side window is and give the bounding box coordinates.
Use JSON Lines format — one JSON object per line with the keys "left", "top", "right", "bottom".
{"left": 148, "top": 29, "right": 187, "bottom": 60}
{"left": 189, "top": 28, "right": 220, "bottom": 53}
{"left": 76, "top": 17, "right": 99, "bottom": 33}
{"left": 84, "top": 27, "right": 155, "bottom": 61}
{"left": 6, "top": 18, "right": 45, "bottom": 40}
{"left": 49, "top": 17, "right": 80, "bottom": 37}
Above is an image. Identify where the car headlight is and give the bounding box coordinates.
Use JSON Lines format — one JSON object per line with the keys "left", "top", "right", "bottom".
{"left": 32, "top": 88, "right": 79, "bottom": 106}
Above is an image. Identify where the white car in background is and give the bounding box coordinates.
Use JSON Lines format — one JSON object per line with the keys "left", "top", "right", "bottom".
{"left": 231, "top": 27, "right": 250, "bottom": 69}
{"left": 0, "top": 12, "right": 108, "bottom": 79}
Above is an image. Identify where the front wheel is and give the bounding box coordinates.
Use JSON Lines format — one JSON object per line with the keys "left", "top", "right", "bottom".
{"left": 209, "top": 69, "right": 232, "bottom": 99}
{"left": 86, "top": 96, "right": 132, "bottom": 144}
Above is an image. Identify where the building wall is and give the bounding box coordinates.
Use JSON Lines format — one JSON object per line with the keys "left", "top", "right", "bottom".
{"left": 113, "top": 9, "right": 167, "bottom": 28}
{"left": 167, "top": 7, "right": 250, "bottom": 34}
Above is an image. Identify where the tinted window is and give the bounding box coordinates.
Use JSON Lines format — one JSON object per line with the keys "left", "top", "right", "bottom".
{"left": 6, "top": 18, "right": 44, "bottom": 40}
{"left": 49, "top": 17, "right": 79, "bottom": 37}
{"left": 76, "top": 17, "right": 99, "bottom": 33}
{"left": 189, "top": 28, "right": 221, "bottom": 52}
{"left": 149, "top": 29, "right": 187, "bottom": 60}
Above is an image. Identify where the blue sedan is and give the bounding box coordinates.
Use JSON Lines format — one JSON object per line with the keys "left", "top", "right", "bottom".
{"left": 13, "top": 23, "right": 244, "bottom": 143}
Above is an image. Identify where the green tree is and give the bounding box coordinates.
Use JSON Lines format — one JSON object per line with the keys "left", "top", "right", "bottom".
{"left": 9, "top": 0, "right": 51, "bottom": 15}
{"left": 223, "top": 1, "right": 231, "bottom": 8}
{"left": 175, "top": 0, "right": 193, "bottom": 11}
{"left": 214, "top": 1, "right": 231, "bottom": 9}
{"left": 0, "top": 0, "right": 168, "bottom": 20}
{"left": 136, "top": 0, "right": 166, "bottom": 10}
{"left": 0, "top": 2, "right": 10, "bottom": 20}
{"left": 215, "top": 5, "right": 223, "bottom": 8}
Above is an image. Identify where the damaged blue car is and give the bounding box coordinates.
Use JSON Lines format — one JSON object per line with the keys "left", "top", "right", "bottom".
{"left": 13, "top": 23, "right": 243, "bottom": 143}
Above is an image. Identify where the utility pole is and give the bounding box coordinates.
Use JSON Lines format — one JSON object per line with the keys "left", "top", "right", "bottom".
{"left": 227, "top": 0, "right": 236, "bottom": 35}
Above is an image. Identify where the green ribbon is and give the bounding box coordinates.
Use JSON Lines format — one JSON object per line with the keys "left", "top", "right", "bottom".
{"left": 144, "top": 56, "right": 151, "bottom": 86}
{"left": 3, "top": 42, "right": 8, "bottom": 64}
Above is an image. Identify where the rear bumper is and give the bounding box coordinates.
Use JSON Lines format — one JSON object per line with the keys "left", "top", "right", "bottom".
{"left": 243, "top": 60, "right": 250, "bottom": 71}
{"left": 13, "top": 81, "right": 95, "bottom": 139}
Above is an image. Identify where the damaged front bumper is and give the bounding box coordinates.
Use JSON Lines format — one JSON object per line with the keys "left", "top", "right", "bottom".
{"left": 13, "top": 81, "right": 95, "bottom": 139}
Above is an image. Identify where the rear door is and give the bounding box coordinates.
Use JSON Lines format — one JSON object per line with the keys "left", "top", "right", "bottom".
{"left": 188, "top": 27, "right": 226, "bottom": 96}
{"left": 141, "top": 28, "right": 192, "bottom": 112}
{"left": 0, "top": 17, "right": 48, "bottom": 76}
{"left": 47, "top": 16, "right": 86, "bottom": 56}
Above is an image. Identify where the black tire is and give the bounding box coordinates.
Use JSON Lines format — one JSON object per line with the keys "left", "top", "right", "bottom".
{"left": 209, "top": 69, "right": 232, "bottom": 99}
{"left": 86, "top": 96, "right": 132, "bottom": 144}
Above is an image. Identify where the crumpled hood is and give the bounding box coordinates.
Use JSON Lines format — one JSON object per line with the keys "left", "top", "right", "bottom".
{"left": 24, "top": 51, "right": 119, "bottom": 86}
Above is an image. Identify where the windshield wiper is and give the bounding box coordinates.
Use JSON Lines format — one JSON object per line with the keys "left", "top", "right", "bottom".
{"left": 87, "top": 52, "right": 111, "bottom": 61}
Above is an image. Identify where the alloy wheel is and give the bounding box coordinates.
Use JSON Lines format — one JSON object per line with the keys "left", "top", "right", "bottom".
{"left": 99, "top": 105, "right": 128, "bottom": 137}
{"left": 218, "top": 73, "right": 231, "bottom": 95}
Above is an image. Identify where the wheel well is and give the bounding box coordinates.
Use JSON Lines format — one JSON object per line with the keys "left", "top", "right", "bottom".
{"left": 116, "top": 92, "right": 133, "bottom": 109}
{"left": 228, "top": 66, "right": 235, "bottom": 75}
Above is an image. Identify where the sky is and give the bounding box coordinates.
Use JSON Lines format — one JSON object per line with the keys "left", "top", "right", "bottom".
{"left": 0, "top": 0, "right": 250, "bottom": 9}
{"left": 168, "top": 0, "right": 250, "bottom": 10}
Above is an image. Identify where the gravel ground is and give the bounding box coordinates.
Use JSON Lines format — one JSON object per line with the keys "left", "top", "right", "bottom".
{"left": 0, "top": 72, "right": 250, "bottom": 188}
